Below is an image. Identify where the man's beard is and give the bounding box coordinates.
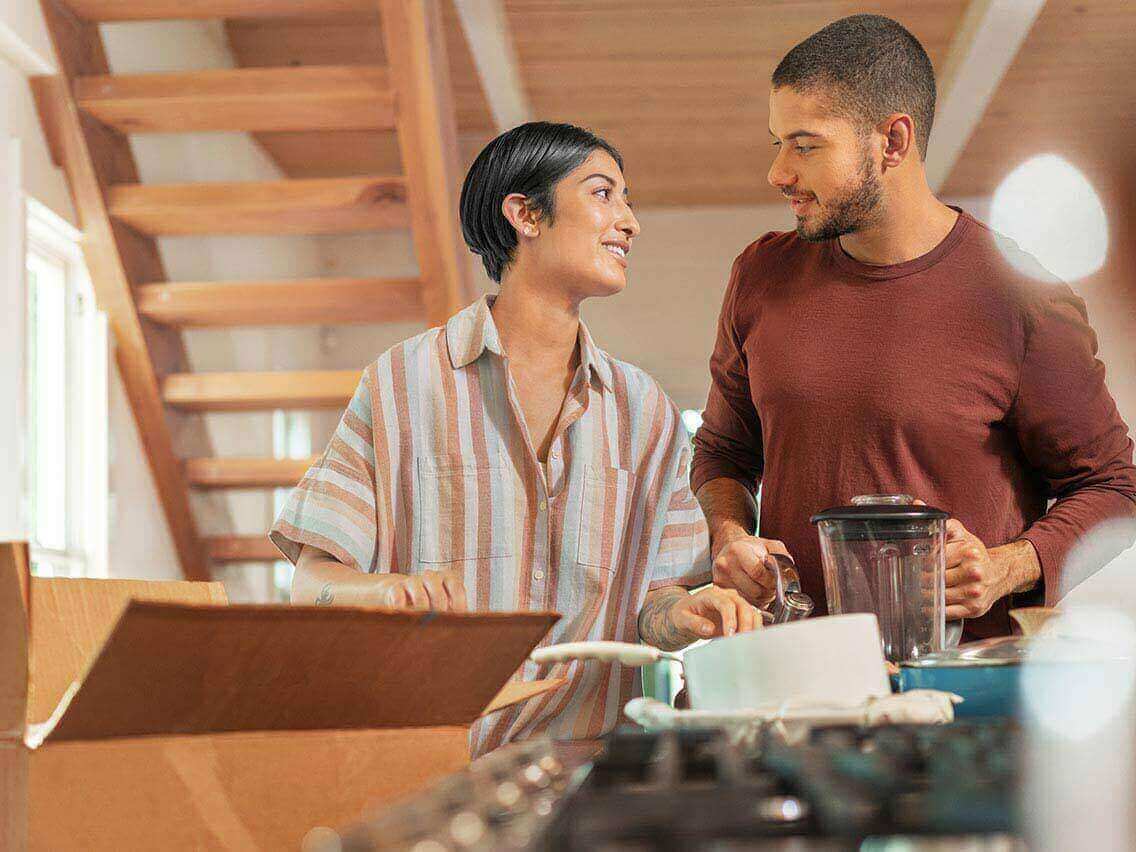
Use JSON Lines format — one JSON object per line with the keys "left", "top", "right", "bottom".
{"left": 793, "top": 151, "right": 883, "bottom": 243}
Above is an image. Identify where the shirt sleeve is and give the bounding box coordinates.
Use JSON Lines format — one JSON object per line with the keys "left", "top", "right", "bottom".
{"left": 648, "top": 442, "right": 713, "bottom": 591}
{"left": 1011, "top": 283, "right": 1136, "bottom": 604}
{"left": 269, "top": 371, "right": 381, "bottom": 573}
{"left": 690, "top": 248, "right": 765, "bottom": 495}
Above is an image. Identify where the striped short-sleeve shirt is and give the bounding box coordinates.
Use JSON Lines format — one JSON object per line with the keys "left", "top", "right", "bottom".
{"left": 271, "top": 296, "right": 711, "bottom": 755}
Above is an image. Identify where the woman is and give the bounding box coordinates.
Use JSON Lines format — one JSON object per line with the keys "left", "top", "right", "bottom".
{"left": 271, "top": 122, "right": 756, "bottom": 754}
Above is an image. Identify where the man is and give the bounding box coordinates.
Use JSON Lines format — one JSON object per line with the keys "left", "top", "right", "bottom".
{"left": 271, "top": 122, "right": 756, "bottom": 757}
{"left": 693, "top": 15, "right": 1136, "bottom": 639}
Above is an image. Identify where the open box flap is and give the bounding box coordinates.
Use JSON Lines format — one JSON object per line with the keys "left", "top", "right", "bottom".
{"left": 0, "top": 543, "right": 30, "bottom": 741}
{"left": 33, "top": 602, "right": 558, "bottom": 744}
{"left": 27, "top": 576, "right": 227, "bottom": 727}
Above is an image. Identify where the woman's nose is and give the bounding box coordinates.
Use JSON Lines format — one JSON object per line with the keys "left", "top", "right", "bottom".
{"left": 618, "top": 201, "right": 641, "bottom": 237}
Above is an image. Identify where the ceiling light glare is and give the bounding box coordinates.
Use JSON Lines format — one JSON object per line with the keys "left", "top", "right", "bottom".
{"left": 989, "top": 154, "right": 1108, "bottom": 282}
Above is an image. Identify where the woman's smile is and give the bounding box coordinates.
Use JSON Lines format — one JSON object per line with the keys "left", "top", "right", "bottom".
{"left": 602, "top": 239, "right": 631, "bottom": 267}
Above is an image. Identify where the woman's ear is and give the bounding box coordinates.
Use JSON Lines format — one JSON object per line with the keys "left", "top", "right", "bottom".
{"left": 501, "top": 193, "right": 540, "bottom": 238}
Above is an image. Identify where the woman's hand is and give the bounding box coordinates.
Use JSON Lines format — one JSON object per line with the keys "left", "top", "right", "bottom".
{"left": 638, "top": 585, "right": 761, "bottom": 651}
{"left": 370, "top": 570, "right": 469, "bottom": 612}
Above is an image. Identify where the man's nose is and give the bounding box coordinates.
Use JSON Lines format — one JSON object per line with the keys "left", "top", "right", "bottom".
{"left": 767, "top": 150, "right": 796, "bottom": 191}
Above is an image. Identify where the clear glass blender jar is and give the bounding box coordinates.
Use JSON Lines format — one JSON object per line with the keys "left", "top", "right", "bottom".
{"left": 810, "top": 495, "right": 948, "bottom": 663}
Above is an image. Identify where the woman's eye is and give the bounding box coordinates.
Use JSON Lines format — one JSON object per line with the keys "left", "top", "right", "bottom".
{"left": 595, "top": 187, "right": 610, "bottom": 199}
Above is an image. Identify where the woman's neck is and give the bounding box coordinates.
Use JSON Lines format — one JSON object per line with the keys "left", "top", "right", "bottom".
{"left": 491, "top": 272, "right": 581, "bottom": 371}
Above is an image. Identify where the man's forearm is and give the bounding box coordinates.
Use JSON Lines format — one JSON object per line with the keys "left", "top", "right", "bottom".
{"left": 696, "top": 477, "right": 758, "bottom": 558}
{"left": 638, "top": 587, "right": 698, "bottom": 651}
{"left": 991, "top": 539, "right": 1042, "bottom": 597}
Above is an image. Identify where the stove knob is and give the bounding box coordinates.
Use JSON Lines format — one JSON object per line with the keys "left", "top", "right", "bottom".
{"left": 448, "top": 811, "right": 486, "bottom": 848}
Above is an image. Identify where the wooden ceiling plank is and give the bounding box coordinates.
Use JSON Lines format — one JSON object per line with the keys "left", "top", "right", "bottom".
{"left": 926, "top": 0, "right": 1047, "bottom": 192}
{"left": 163, "top": 370, "right": 361, "bottom": 412}
{"left": 137, "top": 277, "right": 424, "bottom": 327}
{"left": 186, "top": 457, "right": 318, "bottom": 489}
{"left": 452, "top": 0, "right": 531, "bottom": 130}
{"left": 380, "top": 0, "right": 478, "bottom": 326}
{"left": 32, "top": 0, "right": 212, "bottom": 580}
{"left": 107, "top": 175, "right": 410, "bottom": 236}
{"left": 62, "top": 0, "right": 373, "bottom": 22}
{"left": 76, "top": 65, "right": 396, "bottom": 134}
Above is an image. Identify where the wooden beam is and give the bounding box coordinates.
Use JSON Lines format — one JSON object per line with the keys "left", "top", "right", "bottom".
{"left": 206, "top": 535, "right": 281, "bottom": 563}
{"left": 107, "top": 175, "right": 410, "bottom": 236}
{"left": 76, "top": 65, "right": 396, "bottom": 134}
{"left": 926, "top": 0, "right": 1047, "bottom": 192}
{"left": 452, "top": 0, "right": 532, "bottom": 130}
{"left": 186, "top": 457, "right": 318, "bottom": 489}
{"left": 380, "top": 0, "right": 478, "bottom": 326}
{"left": 61, "top": 0, "right": 373, "bottom": 21}
{"left": 137, "top": 277, "right": 423, "bottom": 327}
{"left": 164, "top": 370, "right": 360, "bottom": 411}
{"left": 31, "top": 0, "right": 212, "bottom": 581}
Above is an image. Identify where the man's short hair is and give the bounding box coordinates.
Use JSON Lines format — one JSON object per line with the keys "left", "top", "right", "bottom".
{"left": 772, "top": 14, "right": 937, "bottom": 160}
{"left": 459, "top": 121, "right": 624, "bottom": 283}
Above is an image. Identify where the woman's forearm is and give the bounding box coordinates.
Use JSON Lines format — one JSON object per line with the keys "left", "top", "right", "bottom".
{"left": 291, "top": 545, "right": 392, "bottom": 606}
{"left": 638, "top": 587, "right": 695, "bottom": 651}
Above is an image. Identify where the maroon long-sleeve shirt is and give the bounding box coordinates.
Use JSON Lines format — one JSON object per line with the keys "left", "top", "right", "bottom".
{"left": 691, "top": 208, "right": 1136, "bottom": 637}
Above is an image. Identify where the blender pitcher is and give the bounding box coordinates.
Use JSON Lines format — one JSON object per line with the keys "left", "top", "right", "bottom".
{"left": 810, "top": 495, "right": 948, "bottom": 662}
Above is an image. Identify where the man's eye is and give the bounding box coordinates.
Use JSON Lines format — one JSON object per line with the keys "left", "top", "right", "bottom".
{"left": 796, "top": 146, "right": 814, "bottom": 154}
{"left": 595, "top": 187, "right": 610, "bottom": 199}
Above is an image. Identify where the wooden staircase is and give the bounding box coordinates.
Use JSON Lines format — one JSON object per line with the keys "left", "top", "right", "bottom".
{"left": 32, "top": 0, "right": 477, "bottom": 580}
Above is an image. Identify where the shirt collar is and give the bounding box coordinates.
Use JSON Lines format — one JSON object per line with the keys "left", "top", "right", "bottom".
{"left": 446, "top": 295, "right": 613, "bottom": 391}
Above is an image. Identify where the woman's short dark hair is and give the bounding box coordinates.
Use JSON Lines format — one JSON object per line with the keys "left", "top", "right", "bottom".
{"left": 459, "top": 121, "right": 624, "bottom": 283}
{"left": 772, "top": 14, "right": 937, "bottom": 159}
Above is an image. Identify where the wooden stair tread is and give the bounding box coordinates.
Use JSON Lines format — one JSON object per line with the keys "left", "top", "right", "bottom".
{"left": 62, "top": 0, "right": 373, "bottom": 22}
{"left": 186, "top": 456, "right": 319, "bottom": 489}
{"left": 164, "top": 369, "right": 360, "bottom": 411}
{"left": 207, "top": 535, "right": 283, "bottom": 563}
{"left": 108, "top": 175, "right": 409, "bottom": 236}
{"left": 77, "top": 65, "right": 395, "bottom": 134}
{"left": 137, "top": 277, "right": 423, "bottom": 327}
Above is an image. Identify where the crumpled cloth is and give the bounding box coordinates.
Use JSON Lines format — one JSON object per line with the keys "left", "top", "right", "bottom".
{"left": 624, "top": 689, "right": 962, "bottom": 746}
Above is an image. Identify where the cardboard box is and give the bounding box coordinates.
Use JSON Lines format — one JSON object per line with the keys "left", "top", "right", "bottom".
{"left": 0, "top": 542, "right": 561, "bottom": 850}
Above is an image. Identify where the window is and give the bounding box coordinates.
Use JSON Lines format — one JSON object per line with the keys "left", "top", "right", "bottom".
{"left": 25, "top": 198, "right": 108, "bottom": 578}
{"left": 681, "top": 408, "right": 703, "bottom": 438}
{"left": 271, "top": 410, "right": 312, "bottom": 601}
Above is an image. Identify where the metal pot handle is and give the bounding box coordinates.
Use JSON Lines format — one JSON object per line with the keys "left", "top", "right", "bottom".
{"left": 530, "top": 640, "right": 682, "bottom": 668}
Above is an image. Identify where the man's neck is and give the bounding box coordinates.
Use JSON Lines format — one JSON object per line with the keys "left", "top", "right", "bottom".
{"left": 491, "top": 273, "right": 581, "bottom": 372}
{"left": 837, "top": 186, "right": 959, "bottom": 267}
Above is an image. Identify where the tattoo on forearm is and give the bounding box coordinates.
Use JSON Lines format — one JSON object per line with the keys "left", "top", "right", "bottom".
{"left": 638, "top": 588, "right": 695, "bottom": 652}
{"left": 315, "top": 583, "right": 335, "bottom": 606}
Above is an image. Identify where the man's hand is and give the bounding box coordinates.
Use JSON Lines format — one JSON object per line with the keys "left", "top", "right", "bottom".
{"left": 711, "top": 530, "right": 792, "bottom": 607}
{"left": 945, "top": 519, "right": 1040, "bottom": 619}
{"left": 638, "top": 585, "right": 760, "bottom": 651}
{"left": 372, "top": 570, "right": 469, "bottom": 612}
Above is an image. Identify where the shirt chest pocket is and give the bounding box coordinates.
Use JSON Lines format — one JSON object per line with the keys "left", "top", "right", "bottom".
{"left": 417, "top": 458, "right": 515, "bottom": 564}
{"left": 577, "top": 465, "right": 637, "bottom": 569}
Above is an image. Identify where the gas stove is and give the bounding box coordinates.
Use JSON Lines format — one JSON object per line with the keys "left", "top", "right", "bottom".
{"left": 334, "top": 722, "right": 1023, "bottom": 851}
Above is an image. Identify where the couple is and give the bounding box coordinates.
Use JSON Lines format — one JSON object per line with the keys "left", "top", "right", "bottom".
{"left": 271, "top": 15, "right": 1136, "bottom": 754}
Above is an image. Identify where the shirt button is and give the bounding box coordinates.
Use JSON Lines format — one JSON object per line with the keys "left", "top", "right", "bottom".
{"left": 533, "top": 569, "right": 545, "bottom": 580}
{"left": 538, "top": 500, "right": 547, "bottom": 512}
